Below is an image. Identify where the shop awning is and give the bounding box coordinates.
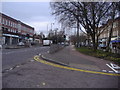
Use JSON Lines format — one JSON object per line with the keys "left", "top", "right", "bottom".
{"left": 111, "top": 40, "right": 120, "bottom": 43}
{"left": 3, "top": 34, "right": 19, "bottom": 38}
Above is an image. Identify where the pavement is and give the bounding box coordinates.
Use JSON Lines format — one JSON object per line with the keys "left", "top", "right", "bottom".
{"left": 41, "top": 45, "right": 118, "bottom": 73}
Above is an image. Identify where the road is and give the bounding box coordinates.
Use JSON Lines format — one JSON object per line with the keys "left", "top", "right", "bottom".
{"left": 2, "top": 45, "right": 120, "bottom": 88}
{"left": 2, "top": 46, "right": 49, "bottom": 70}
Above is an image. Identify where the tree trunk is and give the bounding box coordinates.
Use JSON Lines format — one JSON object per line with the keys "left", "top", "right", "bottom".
{"left": 96, "top": 35, "right": 99, "bottom": 49}
{"left": 91, "top": 34, "right": 97, "bottom": 51}
{"left": 76, "top": 20, "right": 79, "bottom": 47}
{"left": 106, "top": 23, "right": 113, "bottom": 52}
{"left": 106, "top": 3, "right": 116, "bottom": 52}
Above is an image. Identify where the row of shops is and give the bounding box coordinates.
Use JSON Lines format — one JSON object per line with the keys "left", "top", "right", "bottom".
{"left": 0, "top": 33, "right": 34, "bottom": 45}
{"left": 78, "top": 36, "right": 120, "bottom": 54}
{"left": 98, "top": 37, "right": 120, "bottom": 54}
{"left": 0, "top": 13, "right": 34, "bottom": 46}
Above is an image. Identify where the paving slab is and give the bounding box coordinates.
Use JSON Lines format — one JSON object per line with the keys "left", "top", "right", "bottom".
{"left": 43, "top": 45, "right": 116, "bottom": 72}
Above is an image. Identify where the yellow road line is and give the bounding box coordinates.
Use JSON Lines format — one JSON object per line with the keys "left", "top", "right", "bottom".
{"left": 34, "top": 55, "right": 120, "bottom": 76}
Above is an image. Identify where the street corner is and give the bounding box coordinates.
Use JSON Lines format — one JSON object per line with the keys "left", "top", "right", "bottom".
{"left": 33, "top": 55, "right": 120, "bottom": 77}
{"left": 40, "top": 53, "right": 68, "bottom": 66}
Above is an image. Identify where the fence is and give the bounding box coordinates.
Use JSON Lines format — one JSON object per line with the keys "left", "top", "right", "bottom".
{"left": 49, "top": 44, "right": 64, "bottom": 54}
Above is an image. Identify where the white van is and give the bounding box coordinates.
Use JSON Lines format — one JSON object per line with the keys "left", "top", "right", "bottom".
{"left": 43, "top": 40, "right": 51, "bottom": 46}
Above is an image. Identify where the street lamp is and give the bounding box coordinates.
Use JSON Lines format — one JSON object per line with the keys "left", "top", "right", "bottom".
{"left": 51, "top": 23, "right": 54, "bottom": 31}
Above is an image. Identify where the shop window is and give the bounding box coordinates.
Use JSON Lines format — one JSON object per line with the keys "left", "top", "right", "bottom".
{"left": 0, "top": 17, "right": 1, "bottom": 24}
{"left": 8, "top": 29, "right": 10, "bottom": 32}
{"left": 2, "top": 18, "right": 4, "bottom": 24}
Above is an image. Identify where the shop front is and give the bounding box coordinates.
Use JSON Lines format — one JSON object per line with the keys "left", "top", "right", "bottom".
{"left": 110, "top": 38, "right": 120, "bottom": 54}
{"left": 3, "top": 34, "right": 19, "bottom": 45}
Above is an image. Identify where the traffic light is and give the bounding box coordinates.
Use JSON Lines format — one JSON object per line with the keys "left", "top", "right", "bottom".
{"left": 64, "top": 35, "right": 66, "bottom": 38}
{"left": 26, "top": 34, "right": 30, "bottom": 39}
{"left": 64, "top": 35, "right": 66, "bottom": 40}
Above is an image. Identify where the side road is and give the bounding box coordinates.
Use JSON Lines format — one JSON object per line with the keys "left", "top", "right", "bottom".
{"left": 42, "top": 45, "right": 117, "bottom": 72}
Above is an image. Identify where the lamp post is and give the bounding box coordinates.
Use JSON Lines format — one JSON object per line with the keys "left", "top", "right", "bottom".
{"left": 51, "top": 23, "right": 54, "bottom": 31}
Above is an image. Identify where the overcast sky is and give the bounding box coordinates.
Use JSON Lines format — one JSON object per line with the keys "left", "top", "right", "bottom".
{"left": 2, "top": 1, "right": 61, "bottom": 36}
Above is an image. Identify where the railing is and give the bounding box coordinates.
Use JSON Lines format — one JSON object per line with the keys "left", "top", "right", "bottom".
{"left": 49, "top": 44, "right": 64, "bottom": 54}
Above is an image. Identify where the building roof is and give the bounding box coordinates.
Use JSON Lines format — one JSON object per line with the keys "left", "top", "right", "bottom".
{"left": 1, "top": 12, "right": 34, "bottom": 30}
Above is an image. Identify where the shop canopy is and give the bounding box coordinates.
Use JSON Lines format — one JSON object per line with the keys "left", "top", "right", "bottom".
{"left": 3, "top": 34, "right": 19, "bottom": 38}
{"left": 111, "top": 40, "right": 120, "bottom": 43}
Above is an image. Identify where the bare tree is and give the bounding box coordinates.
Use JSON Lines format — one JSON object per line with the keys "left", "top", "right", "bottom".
{"left": 106, "top": 2, "right": 120, "bottom": 52}
{"left": 50, "top": 2, "right": 116, "bottom": 51}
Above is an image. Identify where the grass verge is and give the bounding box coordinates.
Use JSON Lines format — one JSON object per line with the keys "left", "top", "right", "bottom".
{"left": 76, "top": 47, "right": 120, "bottom": 65}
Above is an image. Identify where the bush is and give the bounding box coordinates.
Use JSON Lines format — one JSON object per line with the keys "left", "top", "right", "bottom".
{"left": 76, "top": 47, "right": 120, "bottom": 65}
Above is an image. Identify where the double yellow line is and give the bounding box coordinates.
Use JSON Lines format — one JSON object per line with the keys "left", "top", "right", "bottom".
{"left": 34, "top": 55, "right": 120, "bottom": 76}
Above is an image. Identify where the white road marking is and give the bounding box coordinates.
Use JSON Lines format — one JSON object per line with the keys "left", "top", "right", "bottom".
{"left": 47, "top": 51, "right": 49, "bottom": 53}
{"left": 108, "top": 71, "right": 114, "bottom": 73}
{"left": 30, "top": 60, "right": 34, "bottom": 62}
{"left": 102, "top": 70, "right": 107, "bottom": 72}
{"left": 42, "top": 82, "right": 46, "bottom": 86}
{"left": 106, "top": 64, "right": 120, "bottom": 73}
{"left": 9, "top": 68, "right": 13, "bottom": 70}
{"left": 110, "top": 63, "right": 120, "bottom": 69}
{"left": 16, "top": 65, "right": 20, "bottom": 68}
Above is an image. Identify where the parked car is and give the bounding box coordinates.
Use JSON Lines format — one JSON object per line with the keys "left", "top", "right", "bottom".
{"left": 17, "top": 42, "right": 25, "bottom": 46}
{"left": 65, "top": 42, "right": 69, "bottom": 46}
{"left": 0, "top": 45, "right": 2, "bottom": 49}
{"left": 99, "top": 44, "right": 106, "bottom": 49}
{"left": 43, "top": 40, "right": 51, "bottom": 46}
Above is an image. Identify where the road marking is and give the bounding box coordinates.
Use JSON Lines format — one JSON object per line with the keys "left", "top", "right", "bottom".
{"left": 106, "top": 64, "right": 120, "bottom": 73}
{"left": 109, "top": 71, "right": 114, "bottom": 73}
{"left": 42, "top": 82, "right": 46, "bottom": 86}
{"left": 30, "top": 60, "right": 34, "bottom": 62}
{"left": 34, "top": 55, "right": 120, "bottom": 76}
{"left": 9, "top": 68, "right": 13, "bottom": 70}
{"left": 16, "top": 65, "right": 20, "bottom": 68}
{"left": 110, "top": 63, "right": 120, "bottom": 69}
{"left": 102, "top": 70, "right": 107, "bottom": 72}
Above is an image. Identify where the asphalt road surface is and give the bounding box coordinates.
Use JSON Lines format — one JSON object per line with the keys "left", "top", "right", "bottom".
{"left": 3, "top": 57, "right": 119, "bottom": 88}
{"left": 2, "top": 46, "right": 49, "bottom": 70}
{"left": 2, "top": 46, "right": 120, "bottom": 88}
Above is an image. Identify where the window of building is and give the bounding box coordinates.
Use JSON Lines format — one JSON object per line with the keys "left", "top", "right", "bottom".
{"left": 4, "top": 19, "right": 6, "bottom": 25}
{"left": 3, "top": 19, "right": 5, "bottom": 25}
{"left": 3, "top": 18, "right": 5, "bottom": 24}
{"left": 8, "top": 29, "right": 10, "bottom": 32}
{"left": 8, "top": 21, "right": 10, "bottom": 26}
{"left": 14, "top": 23, "right": 16, "bottom": 28}
{"left": 5, "top": 19, "right": 7, "bottom": 25}
{"left": 113, "top": 22, "right": 116, "bottom": 28}
{"left": 10, "top": 22, "right": 12, "bottom": 27}
{"left": 1, "top": 18, "right": 3, "bottom": 24}
{"left": 12, "top": 22, "right": 13, "bottom": 27}
{"left": 7, "top": 20, "right": 9, "bottom": 26}
{"left": 108, "top": 32, "right": 109, "bottom": 37}
{"left": 14, "top": 23, "right": 15, "bottom": 28}
{"left": 12, "top": 22, "right": 14, "bottom": 27}
{"left": 10, "top": 21, "right": 11, "bottom": 26}
{"left": 0, "top": 17, "right": 1, "bottom": 24}
{"left": 113, "top": 30, "right": 117, "bottom": 36}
